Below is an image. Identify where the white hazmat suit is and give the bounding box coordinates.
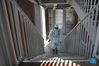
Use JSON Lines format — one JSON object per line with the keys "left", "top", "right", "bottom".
{"left": 48, "top": 25, "right": 61, "bottom": 54}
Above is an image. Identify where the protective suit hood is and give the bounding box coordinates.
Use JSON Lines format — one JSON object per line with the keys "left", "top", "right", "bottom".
{"left": 54, "top": 24, "right": 59, "bottom": 29}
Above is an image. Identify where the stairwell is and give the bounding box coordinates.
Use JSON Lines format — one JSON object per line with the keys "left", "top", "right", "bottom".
{"left": 0, "top": 0, "right": 99, "bottom": 66}
{"left": 19, "top": 0, "right": 99, "bottom": 65}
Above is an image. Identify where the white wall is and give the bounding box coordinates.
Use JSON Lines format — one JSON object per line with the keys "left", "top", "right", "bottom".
{"left": 55, "top": 9, "right": 63, "bottom": 29}
{"left": 34, "top": 4, "right": 46, "bottom": 42}
{"left": 34, "top": 4, "right": 42, "bottom": 34}
{"left": 40, "top": 6, "right": 46, "bottom": 41}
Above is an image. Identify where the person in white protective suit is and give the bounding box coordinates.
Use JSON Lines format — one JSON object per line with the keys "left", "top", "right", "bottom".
{"left": 48, "top": 25, "right": 61, "bottom": 54}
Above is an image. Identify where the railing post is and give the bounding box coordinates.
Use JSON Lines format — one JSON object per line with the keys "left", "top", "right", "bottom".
{"left": 93, "top": 20, "right": 99, "bottom": 57}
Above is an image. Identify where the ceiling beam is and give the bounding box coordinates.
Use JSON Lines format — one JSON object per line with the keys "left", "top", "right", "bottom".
{"left": 41, "top": 0, "right": 66, "bottom": 3}
{"left": 53, "top": 4, "right": 57, "bottom": 10}
{"left": 41, "top": 2, "right": 69, "bottom": 5}
{"left": 28, "top": 0, "right": 37, "bottom": 4}
{"left": 37, "top": 0, "right": 42, "bottom": 5}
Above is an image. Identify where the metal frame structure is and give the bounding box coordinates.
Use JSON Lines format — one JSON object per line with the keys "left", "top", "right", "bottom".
{"left": 64, "top": 0, "right": 99, "bottom": 59}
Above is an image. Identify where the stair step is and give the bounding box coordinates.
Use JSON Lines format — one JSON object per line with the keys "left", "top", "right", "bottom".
{"left": 23, "top": 57, "right": 88, "bottom": 62}
{"left": 19, "top": 57, "right": 99, "bottom": 66}
{"left": 23, "top": 53, "right": 88, "bottom": 62}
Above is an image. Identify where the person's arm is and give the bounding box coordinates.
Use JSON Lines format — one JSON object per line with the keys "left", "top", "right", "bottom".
{"left": 58, "top": 29, "right": 62, "bottom": 43}
{"left": 48, "top": 29, "right": 53, "bottom": 42}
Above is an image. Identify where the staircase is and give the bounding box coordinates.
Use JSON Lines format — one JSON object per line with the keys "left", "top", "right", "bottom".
{"left": 19, "top": 53, "right": 99, "bottom": 66}
{"left": 19, "top": 1, "right": 99, "bottom": 66}
{"left": 1, "top": 0, "right": 99, "bottom": 66}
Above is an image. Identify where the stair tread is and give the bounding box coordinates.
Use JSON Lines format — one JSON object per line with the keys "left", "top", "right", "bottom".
{"left": 20, "top": 57, "right": 99, "bottom": 66}
{"left": 23, "top": 53, "right": 88, "bottom": 62}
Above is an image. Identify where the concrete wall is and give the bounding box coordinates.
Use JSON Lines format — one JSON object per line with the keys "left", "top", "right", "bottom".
{"left": 45, "top": 10, "right": 49, "bottom": 37}
{"left": 16, "top": 0, "right": 35, "bottom": 24}
{"left": 62, "top": 7, "right": 78, "bottom": 35}
{"left": 34, "top": 3, "right": 42, "bottom": 35}
{"left": 70, "top": 0, "right": 86, "bottom": 20}
{"left": 55, "top": 9, "right": 63, "bottom": 29}
{"left": 16, "top": 0, "right": 44, "bottom": 36}
{"left": 46, "top": 9, "right": 56, "bottom": 37}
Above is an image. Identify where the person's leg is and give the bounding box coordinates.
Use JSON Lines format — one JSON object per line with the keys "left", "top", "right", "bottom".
{"left": 52, "top": 49, "right": 55, "bottom": 55}
{"left": 54, "top": 43, "right": 57, "bottom": 54}
{"left": 55, "top": 47, "right": 58, "bottom": 54}
{"left": 56, "top": 47, "right": 58, "bottom": 54}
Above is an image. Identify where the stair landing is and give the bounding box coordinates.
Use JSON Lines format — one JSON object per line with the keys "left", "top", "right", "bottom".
{"left": 23, "top": 53, "right": 88, "bottom": 62}
{"left": 20, "top": 53, "right": 99, "bottom": 66}
{"left": 20, "top": 57, "right": 99, "bottom": 66}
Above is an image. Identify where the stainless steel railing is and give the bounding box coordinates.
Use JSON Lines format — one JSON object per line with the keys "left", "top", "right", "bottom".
{"left": 64, "top": 2, "right": 99, "bottom": 58}
{"left": 75, "top": 0, "right": 98, "bottom": 13}
{"left": 1, "top": 0, "right": 44, "bottom": 65}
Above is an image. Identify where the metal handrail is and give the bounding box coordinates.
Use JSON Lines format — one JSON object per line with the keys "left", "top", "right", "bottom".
{"left": 11, "top": 0, "right": 43, "bottom": 36}
{"left": 64, "top": 3, "right": 99, "bottom": 39}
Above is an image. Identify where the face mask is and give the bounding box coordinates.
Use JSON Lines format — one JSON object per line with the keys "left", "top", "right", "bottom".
{"left": 54, "top": 27, "right": 58, "bottom": 29}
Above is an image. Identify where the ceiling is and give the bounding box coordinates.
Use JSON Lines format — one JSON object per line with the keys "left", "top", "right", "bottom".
{"left": 29, "top": 0, "right": 71, "bottom": 9}
{"left": 38, "top": 0, "right": 66, "bottom": 3}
